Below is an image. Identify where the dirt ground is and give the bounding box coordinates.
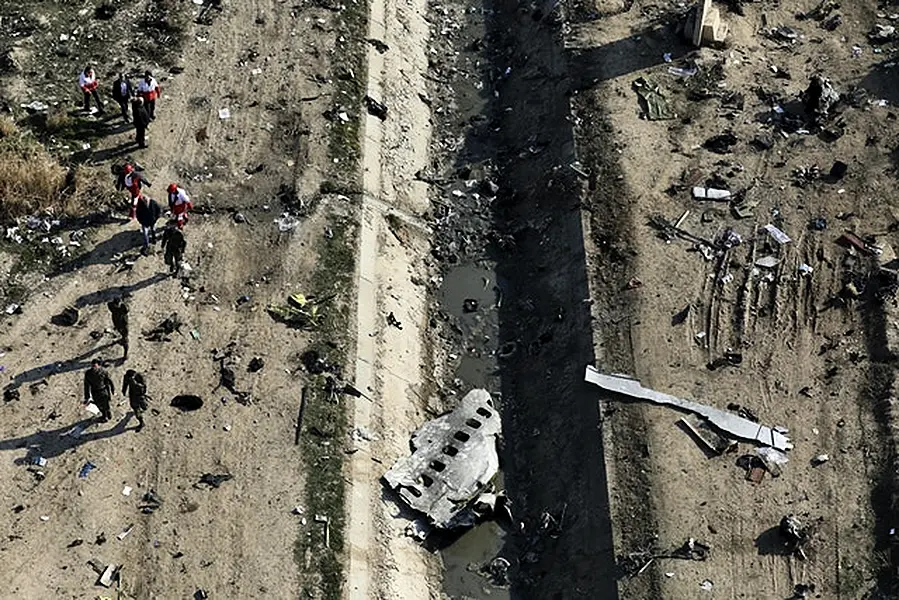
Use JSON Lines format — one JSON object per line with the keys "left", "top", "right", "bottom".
{"left": 570, "top": 0, "right": 899, "bottom": 598}
{"left": 0, "top": 0, "right": 370, "bottom": 597}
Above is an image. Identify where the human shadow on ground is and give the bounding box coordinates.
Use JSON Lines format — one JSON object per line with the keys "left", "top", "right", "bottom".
{"left": 89, "top": 140, "right": 141, "bottom": 162}
{"left": 6, "top": 342, "right": 116, "bottom": 388}
{"left": 0, "top": 414, "right": 136, "bottom": 464}
{"left": 53, "top": 229, "right": 143, "bottom": 275}
{"left": 72, "top": 272, "right": 169, "bottom": 308}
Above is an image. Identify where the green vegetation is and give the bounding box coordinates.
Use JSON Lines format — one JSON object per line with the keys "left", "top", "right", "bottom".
{"left": 326, "top": 0, "right": 369, "bottom": 188}
{"left": 296, "top": 216, "right": 358, "bottom": 599}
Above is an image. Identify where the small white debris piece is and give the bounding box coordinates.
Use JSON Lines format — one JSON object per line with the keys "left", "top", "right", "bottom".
{"left": 85, "top": 403, "right": 101, "bottom": 416}
{"left": 405, "top": 518, "right": 432, "bottom": 541}
{"left": 812, "top": 453, "right": 830, "bottom": 465}
{"left": 700, "top": 579, "right": 713, "bottom": 591}
{"left": 40, "top": 515, "right": 50, "bottom": 522}
{"left": 755, "top": 255, "right": 781, "bottom": 269}
{"left": 218, "top": 108, "right": 231, "bottom": 120}
{"left": 757, "top": 447, "right": 789, "bottom": 465}
{"left": 117, "top": 525, "right": 134, "bottom": 540}
{"left": 763, "top": 224, "right": 792, "bottom": 244}
{"left": 122, "top": 486, "right": 132, "bottom": 496}
{"left": 692, "top": 186, "right": 731, "bottom": 200}
{"left": 98, "top": 565, "right": 118, "bottom": 587}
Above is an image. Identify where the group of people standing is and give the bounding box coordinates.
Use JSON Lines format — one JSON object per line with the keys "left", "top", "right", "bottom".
{"left": 75, "top": 63, "right": 193, "bottom": 431}
{"left": 83, "top": 294, "right": 149, "bottom": 431}
{"left": 79, "top": 65, "right": 160, "bottom": 148}
{"left": 115, "top": 163, "right": 191, "bottom": 272}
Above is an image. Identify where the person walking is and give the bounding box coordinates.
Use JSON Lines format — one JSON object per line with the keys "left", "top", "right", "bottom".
{"left": 107, "top": 295, "right": 130, "bottom": 359}
{"left": 167, "top": 183, "right": 192, "bottom": 228}
{"left": 83, "top": 359, "right": 115, "bottom": 422}
{"left": 122, "top": 369, "right": 149, "bottom": 431}
{"left": 111, "top": 73, "right": 133, "bottom": 122}
{"left": 135, "top": 195, "right": 161, "bottom": 255}
{"left": 78, "top": 65, "right": 104, "bottom": 114}
{"left": 137, "top": 71, "right": 160, "bottom": 120}
{"left": 131, "top": 96, "right": 151, "bottom": 149}
{"left": 161, "top": 220, "right": 187, "bottom": 276}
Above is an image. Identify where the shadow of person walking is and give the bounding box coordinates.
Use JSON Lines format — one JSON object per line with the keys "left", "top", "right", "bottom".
{"left": 1, "top": 413, "right": 135, "bottom": 465}
{"left": 6, "top": 342, "right": 116, "bottom": 388}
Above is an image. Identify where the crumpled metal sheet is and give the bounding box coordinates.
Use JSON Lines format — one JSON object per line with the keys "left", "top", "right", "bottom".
{"left": 584, "top": 366, "right": 792, "bottom": 451}
{"left": 383, "top": 389, "right": 501, "bottom": 528}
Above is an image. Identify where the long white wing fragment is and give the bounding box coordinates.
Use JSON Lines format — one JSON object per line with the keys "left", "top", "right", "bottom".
{"left": 585, "top": 366, "right": 793, "bottom": 451}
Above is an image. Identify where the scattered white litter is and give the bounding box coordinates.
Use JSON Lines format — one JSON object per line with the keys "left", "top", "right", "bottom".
{"left": 218, "top": 108, "right": 231, "bottom": 120}
{"left": 122, "top": 486, "right": 132, "bottom": 497}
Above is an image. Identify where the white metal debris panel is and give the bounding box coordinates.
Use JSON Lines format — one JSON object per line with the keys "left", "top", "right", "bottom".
{"left": 585, "top": 366, "right": 792, "bottom": 451}
{"left": 383, "top": 389, "right": 501, "bottom": 528}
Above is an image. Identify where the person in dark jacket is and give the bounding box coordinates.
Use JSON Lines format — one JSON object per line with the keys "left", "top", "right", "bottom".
{"left": 111, "top": 73, "right": 133, "bottom": 122}
{"left": 84, "top": 359, "right": 114, "bottom": 422}
{"left": 131, "top": 97, "right": 150, "bottom": 149}
{"left": 161, "top": 220, "right": 187, "bottom": 276}
{"left": 107, "top": 295, "right": 130, "bottom": 359}
{"left": 122, "top": 369, "right": 149, "bottom": 431}
{"left": 135, "top": 195, "right": 161, "bottom": 255}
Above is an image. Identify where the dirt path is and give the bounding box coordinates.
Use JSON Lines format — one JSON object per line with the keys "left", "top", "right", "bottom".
{"left": 345, "top": 0, "right": 438, "bottom": 594}
{"left": 0, "top": 0, "right": 342, "bottom": 597}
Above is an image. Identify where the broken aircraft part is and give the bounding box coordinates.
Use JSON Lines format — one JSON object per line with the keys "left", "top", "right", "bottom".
{"left": 382, "top": 389, "right": 500, "bottom": 528}
{"left": 584, "top": 366, "right": 793, "bottom": 451}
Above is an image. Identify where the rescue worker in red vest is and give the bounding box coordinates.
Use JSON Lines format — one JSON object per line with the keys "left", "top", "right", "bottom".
{"left": 78, "top": 65, "right": 104, "bottom": 113}
{"left": 122, "top": 165, "right": 151, "bottom": 219}
{"left": 167, "top": 184, "right": 192, "bottom": 228}
{"left": 137, "top": 71, "right": 160, "bottom": 120}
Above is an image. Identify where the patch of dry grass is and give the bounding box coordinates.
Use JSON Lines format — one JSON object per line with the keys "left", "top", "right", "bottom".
{"left": 0, "top": 118, "right": 95, "bottom": 222}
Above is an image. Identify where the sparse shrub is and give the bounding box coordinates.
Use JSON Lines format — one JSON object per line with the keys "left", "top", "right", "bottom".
{"left": 0, "top": 120, "right": 97, "bottom": 222}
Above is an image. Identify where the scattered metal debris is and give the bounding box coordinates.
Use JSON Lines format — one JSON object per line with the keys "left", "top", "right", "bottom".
{"left": 196, "top": 473, "right": 233, "bottom": 489}
{"left": 140, "top": 490, "right": 163, "bottom": 513}
{"left": 585, "top": 367, "right": 793, "bottom": 451}
{"left": 621, "top": 537, "right": 711, "bottom": 577}
{"left": 779, "top": 514, "right": 812, "bottom": 559}
{"left": 679, "top": 414, "right": 736, "bottom": 455}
